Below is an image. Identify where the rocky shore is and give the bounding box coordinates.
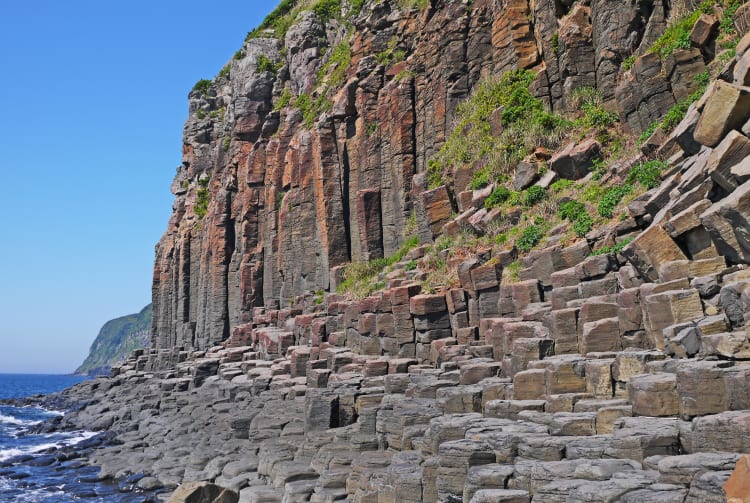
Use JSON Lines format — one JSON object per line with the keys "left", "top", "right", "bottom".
{"left": 30, "top": 245, "right": 750, "bottom": 502}
{"left": 15, "top": 1, "right": 750, "bottom": 501}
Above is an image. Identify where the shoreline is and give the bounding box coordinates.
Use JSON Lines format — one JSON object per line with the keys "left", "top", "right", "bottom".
{"left": 0, "top": 390, "right": 165, "bottom": 502}
{"left": 5, "top": 340, "right": 743, "bottom": 503}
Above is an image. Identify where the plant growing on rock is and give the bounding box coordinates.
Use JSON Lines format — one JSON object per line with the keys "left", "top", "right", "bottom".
{"left": 517, "top": 224, "right": 544, "bottom": 252}
{"left": 485, "top": 186, "right": 511, "bottom": 209}
{"left": 317, "top": 41, "right": 351, "bottom": 89}
{"left": 194, "top": 177, "right": 211, "bottom": 219}
{"left": 598, "top": 184, "right": 633, "bottom": 218}
{"left": 427, "top": 69, "right": 568, "bottom": 190}
{"left": 256, "top": 55, "right": 282, "bottom": 75}
{"left": 628, "top": 160, "right": 667, "bottom": 189}
{"left": 337, "top": 236, "right": 420, "bottom": 297}
{"left": 559, "top": 199, "right": 593, "bottom": 237}
{"left": 192, "top": 79, "right": 212, "bottom": 95}
{"left": 522, "top": 186, "right": 546, "bottom": 207}
{"left": 312, "top": 0, "right": 342, "bottom": 21}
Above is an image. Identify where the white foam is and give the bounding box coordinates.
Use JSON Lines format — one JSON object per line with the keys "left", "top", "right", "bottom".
{"left": 0, "top": 413, "right": 40, "bottom": 427}
{"left": 0, "top": 431, "right": 97, "bottom": 462}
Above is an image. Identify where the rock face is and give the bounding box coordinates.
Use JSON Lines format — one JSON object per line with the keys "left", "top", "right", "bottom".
{"left": 151, "top": 0, "right": 693, "bottom": 351}
{"left": 75, "top": 304, "right": 152, "bottom": 376}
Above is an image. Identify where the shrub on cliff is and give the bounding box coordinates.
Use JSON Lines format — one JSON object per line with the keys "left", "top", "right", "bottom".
{"left": 192, "top": 79, "right": 212, "bottom": 95}
{"left": 628, "top": 160, "right": 667, "bottom": 189}
{"left": 337, "top": 236, "right": 420, "bottom": 297}
{"left": 598, "top": 184, "right": 633, "bottom": 218}
{"left": 427, "top": 69, "right": 568, "bottom": 189}
{"left": 516, "top": 224, "right": 544, "bottom": 252}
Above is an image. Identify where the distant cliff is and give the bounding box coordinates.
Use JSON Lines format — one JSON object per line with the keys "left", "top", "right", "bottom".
{"left": 75, "top": 305, "right": 152, "bottom": 376}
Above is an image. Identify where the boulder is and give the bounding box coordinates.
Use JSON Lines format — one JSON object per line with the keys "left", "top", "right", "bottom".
{"left": 549, "top": 139, "right": 602, "bottom": 180}
{"left": 693, "top": 81, "right": 750, "bottom": 147}
{"left": 168, "top": 482, "right": 239, "bottom": 503}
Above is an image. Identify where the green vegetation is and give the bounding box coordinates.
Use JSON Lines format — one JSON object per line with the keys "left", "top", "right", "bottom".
{"left": 638, "top": 71, "right": 709, "bottom": 143}
{"left": 622, "top": 55, "right": 636, "bottom": 71}
{"left": 396, "top": 69, "right": 416, "bottom": 81}
{"left": 337, "top": 236, "right": 420, "bottom": 297}
{"left": 218, "top": 63, "right": 231, "bottom": 79}
{"left": 559, "top": 199, "right": 593, "bottom": 237}
{"left": 208, "top": 107, "right": 226, "bottom": 120}
{"left": 591, "top": 237, "right": 634, "bottom": 256}
{"left": 398, "top": 0, "right": 430, "bottom": 10}
{"left": 572, "top": 212, "right": 594, "bottom": 237}
{"left": 648, "top": 1, "right": 737, "bottom": 59}
{"left": 721, "top": 0, "right": 745, "bottom": 34}
{"left": 551, "top": 31, "right": 559, "bottom": 54}
{"left": 275, "top": 87, "right": 293, "bottom": 111}
{"left": 246, "top": 0, "right": 299, "bottom": 40}
{"left": 517, "top": 224, "right": 544, "bottom": 252}
{"left": 376, "top": 37, "right": 407, "bottom": 67}
{"left": 468, "top": 165, "right": 493, "bottom": 190}
{"left": 505, "top": 260, "right": 522, "bottom": 283}
{"left": 75, "top": 305, "right": 152, "bottom": 376}
{"left": 598, "top": 185, "right": 633, "bottom": 218}
{"left": 192, "top": 79, "right": 212, "bottom": 95}
{"left": 428, "top": 69, "right": 568, "bottom": 189}
{"left": 571, "top": 87, "right": 619, "bottom": 130}
{"left": 349, "top": 0, "right": 366, "bottom": 16}
{"left": 628, "top": 159, "right": 668, "bottom": 189}
{"left": 550, "top": 179, "right": 573, "bottom": 192}
{"left": 317, "top": 41, "right": 351, "bottom": 89}
{"left": 223, "top": 136, "right": 231, "bottom": 151}
{"left": 246, "top": 0, "right": 342, "bottom": 41}
{"left": 257, "top": 54, "right": 282, "bottom": 75}
{"left": 366, "top": 122, "right": 379, "bottom": 137}
{"left": 194, "top": 176, "right": 211, "bottom": 219}
{"left": 485, "top": 186, "right": 511, "bottom": 209}
{"left": 234, "top": 49, "right": 244, "bottom": 60}
{"left": 312, "top": 0, "right": 342, "bottom": 20}
{"left": 522, "top": 185, "right": 546, "bottom": 207}
{"left": 293, "top": 91, "right": 333, "bottom": 128}
{"left": 650, "top": 8, "right": 703, "bottom": 58}
{"left": 313, "top": 290, "right": 325, "bottom": 305}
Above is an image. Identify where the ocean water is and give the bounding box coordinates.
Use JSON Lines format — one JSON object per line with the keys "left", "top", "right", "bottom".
{"left": 0, "top": 374, "right": 157, "bottom": 502}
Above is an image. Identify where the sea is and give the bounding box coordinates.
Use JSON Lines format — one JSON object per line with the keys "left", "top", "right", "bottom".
{"left": 0, "top": 374, "right": 158, "bottom": 502}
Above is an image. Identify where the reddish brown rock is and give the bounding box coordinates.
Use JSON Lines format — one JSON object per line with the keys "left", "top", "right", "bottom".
{"left": 410, "top": 294, "right": 448, "bottom": 316}
{"left": 725, "top": 455, "right": 750, "bottom": 503}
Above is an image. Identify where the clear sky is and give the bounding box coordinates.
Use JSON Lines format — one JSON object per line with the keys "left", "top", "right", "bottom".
{"left": 0, "top": 0, "right": 279, "bottom": 373}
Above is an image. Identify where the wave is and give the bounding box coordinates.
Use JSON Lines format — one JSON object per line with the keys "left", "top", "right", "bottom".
{"left": 0, "top": 413, "right": 40, "bottom": 427}
{"left": 0, "top": 431, "right": 97, "bottom": 462}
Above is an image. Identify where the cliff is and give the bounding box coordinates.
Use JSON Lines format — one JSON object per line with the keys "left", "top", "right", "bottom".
{"left": 153, "top": 0, "right": 724, "bottom": 351}
{"left": 75, "top": 304, "right": 151, "bottom": 376}
{"left": 63, "top": 2, "right": 750, "bottom": 501}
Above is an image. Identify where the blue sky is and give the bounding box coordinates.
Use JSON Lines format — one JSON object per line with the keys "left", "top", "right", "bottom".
{"left": 0, "top": 0, "right": 279, "bottom": 373}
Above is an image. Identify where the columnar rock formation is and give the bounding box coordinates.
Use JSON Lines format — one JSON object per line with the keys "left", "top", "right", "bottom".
{"left": 109, "top": 1, "right": 750, "bottom": 501}
{"left": 152, "top": 0, "right": 708, "bottom": 351}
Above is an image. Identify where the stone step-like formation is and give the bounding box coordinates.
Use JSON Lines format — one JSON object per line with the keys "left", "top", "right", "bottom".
{"left": 84, "top": 2, "right": 750, "bottom": 502}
